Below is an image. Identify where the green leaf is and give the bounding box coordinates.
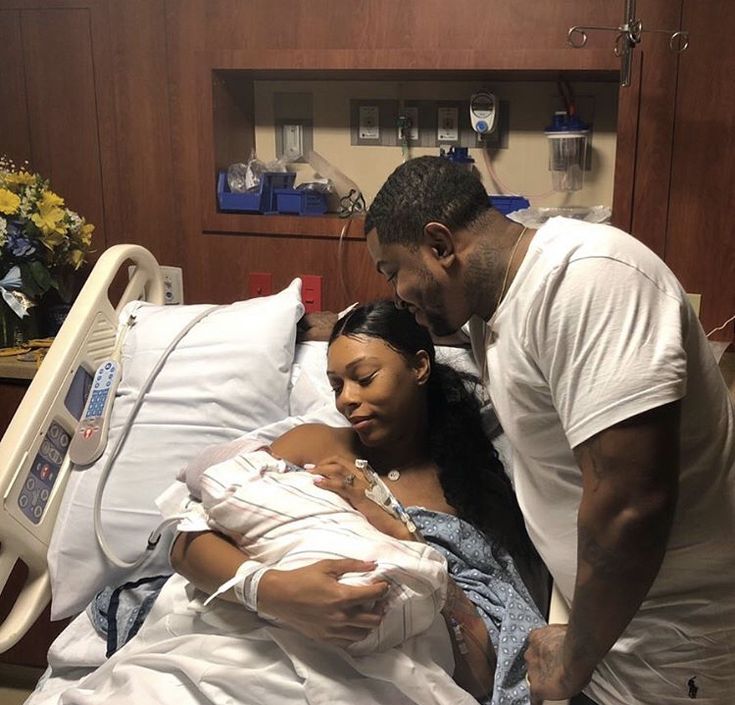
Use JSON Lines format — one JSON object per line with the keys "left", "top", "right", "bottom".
{"left": 28, "top": 260, "right": 53, "bottom": 294}
{"left": 17, "top": 263, "right": 41, "bottom": 297}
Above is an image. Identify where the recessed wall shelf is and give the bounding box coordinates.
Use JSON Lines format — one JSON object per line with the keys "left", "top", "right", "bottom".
{"left": 198, "top": 51, "right": 619, "bottom": 241}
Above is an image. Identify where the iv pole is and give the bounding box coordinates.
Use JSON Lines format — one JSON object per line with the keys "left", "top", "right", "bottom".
{"left": 567, "top": 0, "right": 689, "bottom": 87}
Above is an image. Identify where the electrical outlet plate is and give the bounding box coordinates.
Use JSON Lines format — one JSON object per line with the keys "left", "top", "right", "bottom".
{"left": 128, "top": 265, "right": 184, "bottom": 305}
{"left": 437, "top": 106, "right": 459, "bottom": 142}
{"left": 248, "top": 272, "right": 273, "bottom": 298}
{"left": 300, "top": 274, "right": 323, "bottom": 313}
{"left": 282, "top": 124, "right": 303, "bottom": 160}
{"left": 398, "top": 106, "right": 419, "bottom": 142}
{"left": 160, "top": 266, "right": 184, "bottom": 305}
{"left": 358, "top": 105, "right": 380, "bottom": 140}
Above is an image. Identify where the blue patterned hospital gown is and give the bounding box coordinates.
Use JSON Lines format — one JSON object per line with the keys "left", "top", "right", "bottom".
{"left": 408, "top": 507, "right": 546, "bottom": 705}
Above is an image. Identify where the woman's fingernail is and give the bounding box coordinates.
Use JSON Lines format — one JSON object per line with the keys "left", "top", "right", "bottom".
{"left": 304, "top": 463, "right": 316, "bottom": 470}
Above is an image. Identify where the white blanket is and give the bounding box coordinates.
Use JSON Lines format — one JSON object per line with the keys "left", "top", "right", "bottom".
{"left": 55, "top": 573, "right": 477, "bottom": 705}
{"left": 194, "top": 449, "right": 449, "bottom": 654}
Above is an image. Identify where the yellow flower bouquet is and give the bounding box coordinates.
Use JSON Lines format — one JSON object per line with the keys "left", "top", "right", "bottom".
{"left": 0, "top": 155, "right": 94, "bottom": 344}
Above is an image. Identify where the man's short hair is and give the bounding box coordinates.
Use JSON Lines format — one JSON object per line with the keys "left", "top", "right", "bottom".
{"left": 365, "top": 156, "right": 490, "bottom": 247}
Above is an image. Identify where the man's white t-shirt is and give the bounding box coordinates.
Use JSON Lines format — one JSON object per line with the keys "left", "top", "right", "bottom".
{"left": 469, "top": 218, "right": 735, "bottom": 705}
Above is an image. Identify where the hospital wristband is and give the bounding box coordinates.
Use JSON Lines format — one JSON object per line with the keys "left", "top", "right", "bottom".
{"left": 233, "top": 560, "right": 270, "bottom": 612}
{"left": 202, "top": 559, "right": 270, "bottom": 613}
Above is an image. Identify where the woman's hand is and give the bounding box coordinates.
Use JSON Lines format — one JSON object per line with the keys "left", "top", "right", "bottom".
{"left": 257, "top": 559, "right": 389, "bottom": 647}
{"left": 309, "top": 455, "right": 412, "bottom": 539}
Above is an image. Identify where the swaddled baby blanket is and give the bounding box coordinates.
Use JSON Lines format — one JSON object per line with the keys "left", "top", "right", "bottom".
{"left": 194, "top": 448, "right": 449, "bottom": 655}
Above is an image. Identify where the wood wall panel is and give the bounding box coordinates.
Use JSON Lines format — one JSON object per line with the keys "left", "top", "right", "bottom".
{"left": 627, "top": 0, "right": 682, "bottom": 257}
{"left": 192, "top": 232, "right": 390, "bottom": 308}
{"left": 192, "top": 0, "right": 621, "bottom": 57}
{"left": 665, "top": 0, "right": 735, "bottom": 339}
{"left": 21, "top": 8, "right": 106, "bottom": 248}
{"left": 611, "top": 53, "right": 642, "bottom": 234}
{"left": 0, "top": 11, "right": 32, "bottom": 165}
{"left": 101, "top": 1, "right": 179, "bottom": 265}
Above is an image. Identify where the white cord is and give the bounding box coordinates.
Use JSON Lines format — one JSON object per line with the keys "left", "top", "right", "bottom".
{"left": 93, "top": 304, "right": 226, "bottom": 570}
{"left": 337, "top": 219, "right": 352, "bottom": 302}
{"left": 705, "top": 312, "right": 735, "bottom": 339}
{"left": 109, "top": 313, "right": 136, "bottom": 363}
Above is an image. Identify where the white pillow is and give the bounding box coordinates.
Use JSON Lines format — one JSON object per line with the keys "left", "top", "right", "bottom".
{"left": 48, "top": 280, "right": 304, "bottom": 619}
{"left": 289, "top": 341, "right": 346, "bottom": 422}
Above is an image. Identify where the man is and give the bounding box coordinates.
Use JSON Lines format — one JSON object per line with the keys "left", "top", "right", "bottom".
{"left": 361, "top": 156, "right": 735, "bottom": 705}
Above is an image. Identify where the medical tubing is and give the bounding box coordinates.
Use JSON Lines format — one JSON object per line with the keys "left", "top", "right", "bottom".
{"left": 93, "top": 304, "right": 227, "bottom": 570}
{"left": 482, "top": 146, "right": 556, "bottom": 202}
{"left": 706, "top": 311, "right": 735, "bottom": 338}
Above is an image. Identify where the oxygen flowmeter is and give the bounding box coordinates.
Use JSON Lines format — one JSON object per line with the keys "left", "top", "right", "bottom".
{"left": 470, "top": 92, "right": 498, "bottom": 136}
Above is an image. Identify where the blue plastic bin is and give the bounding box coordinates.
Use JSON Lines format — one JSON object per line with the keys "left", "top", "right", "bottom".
{"left": 488, "top": 195, "right": 530, "bottom": 215}
{"left": 217, "top": 171, "right": 296, "bottom": 214}
{"left": 275, "top": 189, "right": 328, "bottom": 216}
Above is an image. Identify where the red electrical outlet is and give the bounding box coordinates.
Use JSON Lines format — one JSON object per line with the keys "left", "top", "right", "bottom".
{"left": 300, "top": 274, "right": 323, "bottom": 313}
{"left": 248, "top": 272, "right": 272, "bottom": 298}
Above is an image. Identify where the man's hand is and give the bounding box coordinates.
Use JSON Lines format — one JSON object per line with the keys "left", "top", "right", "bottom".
{"left": 257, "top": 559, "right": 389, "bottom": 646}
{"left": 296, "top": 311, "right": 338, "bottom": 342}
{"left": 525, "top": 624, "right": 592, "bottom": 704}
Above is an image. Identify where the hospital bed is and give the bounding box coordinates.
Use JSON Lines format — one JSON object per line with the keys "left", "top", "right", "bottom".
{"left": 0, "top": 244, "right": 570, "bottom": 704}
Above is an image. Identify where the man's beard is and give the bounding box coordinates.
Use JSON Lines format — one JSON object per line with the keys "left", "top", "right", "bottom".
{"left": 416, "top": 271, "right": 457, "bottom": 337}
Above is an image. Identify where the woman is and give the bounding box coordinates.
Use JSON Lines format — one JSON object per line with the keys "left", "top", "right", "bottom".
{"left": 171, "top": 300, "right": 545, "bottom": 704}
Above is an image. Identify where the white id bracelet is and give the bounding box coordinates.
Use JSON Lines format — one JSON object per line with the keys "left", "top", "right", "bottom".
{"left": 203, "top": 559, "right": 269, "bottom": 612}
{"left": 233, "top": 561, "right": 270, "bottom": 611}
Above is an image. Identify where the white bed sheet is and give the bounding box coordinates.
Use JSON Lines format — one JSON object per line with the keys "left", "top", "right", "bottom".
{"left": 25, "top": 611, "right": 106, "bottom": 705}
{"left": 27, "top": 575, "right": 475, "bottom": 705}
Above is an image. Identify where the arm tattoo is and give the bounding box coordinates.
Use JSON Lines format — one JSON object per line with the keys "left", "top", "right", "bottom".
{"left": 578, "top": 525, "right": 633, "bottom": 579}
{"left": 576, "top": 435, "right": 605, "bottom": 484}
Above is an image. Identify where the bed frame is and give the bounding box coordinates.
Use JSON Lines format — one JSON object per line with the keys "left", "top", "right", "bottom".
{"left": 0, "top": 244, "right": 164, "bottom": 653}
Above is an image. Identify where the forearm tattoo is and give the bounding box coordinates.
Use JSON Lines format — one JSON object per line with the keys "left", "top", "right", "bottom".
{"left": 578, "top": 525, "right": 632, "bottom": 579}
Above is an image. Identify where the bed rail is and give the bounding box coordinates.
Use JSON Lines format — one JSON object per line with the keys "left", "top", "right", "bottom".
{"left": 0, "top": 244, "right": 164, "bottom": 653}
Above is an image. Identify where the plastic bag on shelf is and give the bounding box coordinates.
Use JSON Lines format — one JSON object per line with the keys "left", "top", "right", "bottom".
{"left": 296, "top": 178, "right": 334, "bottom": 194}
{"left": 264, "top": 155, "right": 289, "bottom": 173}
{"left": 226, "top": 162, "right": 250, "bottom": 193}
{"left": 227, "top": 149, "right": 289, "bottom": 194}
{"left": 508, "top": 205, "right": 611, "bottom": 229}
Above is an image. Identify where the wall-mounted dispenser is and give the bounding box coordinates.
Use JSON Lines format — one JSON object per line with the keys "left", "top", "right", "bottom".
{"left": 470, "top": 92, "right": 497, "bottom": 136}
{"left": 544, "top": 111, "right": 590, "bottom": 192}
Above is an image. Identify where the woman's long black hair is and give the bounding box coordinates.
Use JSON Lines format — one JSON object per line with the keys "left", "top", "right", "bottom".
{"left": 328, "top": 300, "right": 535, "bottom": 563}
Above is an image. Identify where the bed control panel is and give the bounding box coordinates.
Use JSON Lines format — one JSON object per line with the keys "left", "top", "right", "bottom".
{"left": 18, "top": 421, "right": 70, "bottom": 524}
{"left": 68, "top": 359, "right": 121, "bottom": 466}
